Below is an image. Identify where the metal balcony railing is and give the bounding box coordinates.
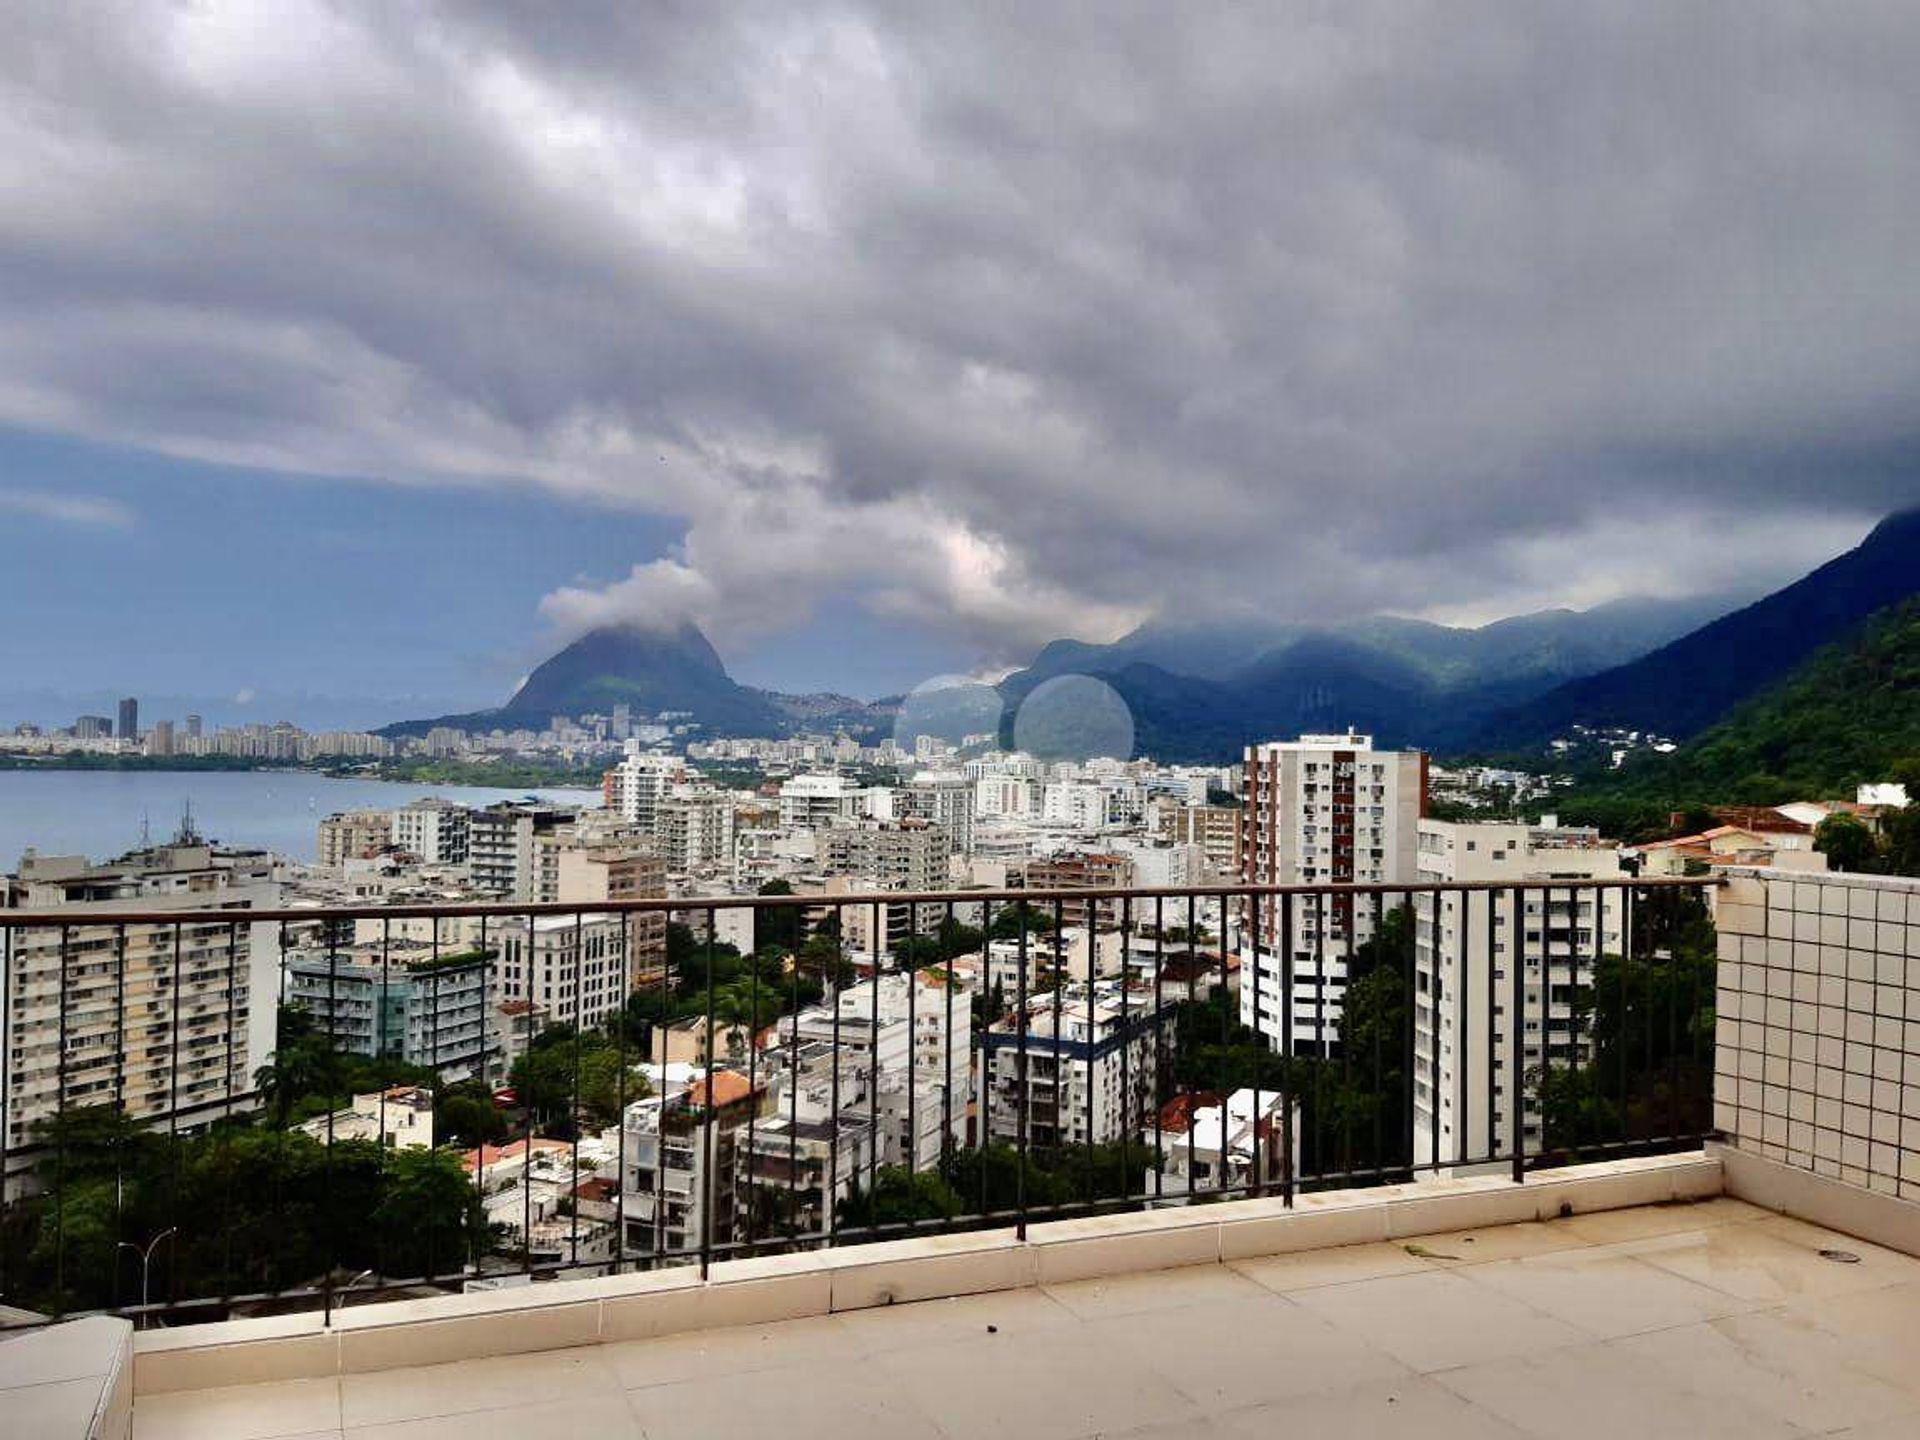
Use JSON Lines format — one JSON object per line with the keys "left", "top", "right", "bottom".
{"left": 0, "top": 876, "right": 1718, "bottom": 1327}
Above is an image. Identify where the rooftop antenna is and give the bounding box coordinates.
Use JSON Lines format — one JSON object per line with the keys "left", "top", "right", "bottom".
{"left": 139, "top": 810, "right": 151, "bottom": 850}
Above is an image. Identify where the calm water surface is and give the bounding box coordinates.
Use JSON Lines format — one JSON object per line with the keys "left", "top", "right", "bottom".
{"left": 0, "top": 769, "right": 598, "bottom": 866}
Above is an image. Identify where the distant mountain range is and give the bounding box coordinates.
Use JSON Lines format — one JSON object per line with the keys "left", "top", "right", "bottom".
{"left": 1475, "top": 507, "right": 1920, "bottom": 750}
{"left": 993, "top": 592, "right": 1749, "bottom": 761}
{"left": 385, "top": 506, "right": 1920, "bottom": 766}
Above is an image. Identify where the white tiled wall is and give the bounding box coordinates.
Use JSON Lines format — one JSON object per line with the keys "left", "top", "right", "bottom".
{"left": 1714, "top": 867, "right": 1920, "bottom": 1200}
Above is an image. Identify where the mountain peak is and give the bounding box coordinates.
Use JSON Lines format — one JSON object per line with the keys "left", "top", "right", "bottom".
{"left": 499, "top": 620, "right": 780, "bottom": 733}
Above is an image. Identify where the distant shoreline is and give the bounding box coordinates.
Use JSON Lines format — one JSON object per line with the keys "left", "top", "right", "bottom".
{"left": 0, "top": 753, "right": 609, "bottom": 788}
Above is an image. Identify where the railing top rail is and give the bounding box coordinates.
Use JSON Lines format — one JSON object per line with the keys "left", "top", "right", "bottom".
{"left": 0, "top": 874, "right": 1722, "bottom": 928}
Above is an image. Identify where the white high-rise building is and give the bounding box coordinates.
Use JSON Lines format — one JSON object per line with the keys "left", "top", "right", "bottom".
{"left": 901, "top": 774, "right": 976, "bottom": 857}
{"left": 655, "top": 791, "right": 736, "bottom": 875}
{"left": 778, "top": 774, "right": 861, "bottom": 829}
{"left": 391, "top": 797, "right": 470, "bottom": 865}
{"left": 1237, "top": 731, "right": 1426, "bottom": 1054}
{"left": 1411, "top": 818, "right": 1626, "bottom": 1171}
{"left": 495, "top": 912, "right": 630, "bottom": 1025}
{"left": 606, "top": 752, "right": 681, "bottom": 832}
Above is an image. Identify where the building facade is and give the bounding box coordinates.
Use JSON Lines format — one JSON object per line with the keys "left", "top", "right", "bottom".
{"left": 1238, "top": 732, "right": 1427, "bottom": 1054}
{"left": 1, "top": 845, "right": 280, "bottom": 1185}
{"left": 1410, "top": 818, "right": 1626, "bottom": 1170}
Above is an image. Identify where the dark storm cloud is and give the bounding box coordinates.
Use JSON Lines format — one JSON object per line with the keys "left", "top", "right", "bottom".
{"left": 2, "top": 1, "right": 1916, "bottom": 660}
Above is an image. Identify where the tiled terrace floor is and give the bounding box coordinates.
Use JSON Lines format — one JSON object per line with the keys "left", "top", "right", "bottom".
{"left": 135, "top": 1197, "right": 1920, "bottom": 1440}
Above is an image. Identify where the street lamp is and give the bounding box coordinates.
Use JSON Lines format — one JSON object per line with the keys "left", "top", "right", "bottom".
{"left": 117, "top": 1227, "right": 177, "bottom": 1327}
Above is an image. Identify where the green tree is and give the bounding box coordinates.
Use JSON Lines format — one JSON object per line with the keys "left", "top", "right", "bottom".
{"left": 1815, "top": 812, "right": 1878, "bottom": 873}
{"left": 435, "top": 1082, "right": 509, "bottom": 1148}
{"left": 753, "top": 879, "right": 803, "bottom": 953}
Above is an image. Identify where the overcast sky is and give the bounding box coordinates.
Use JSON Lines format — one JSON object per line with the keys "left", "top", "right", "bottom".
{"left": 3, "top": 2, "right": 1917, "bottom": 721}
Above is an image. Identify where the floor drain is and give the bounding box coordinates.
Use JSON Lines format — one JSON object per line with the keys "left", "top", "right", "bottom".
{"left": 1818, "top": 1249, "right": 1861, "bottom": 1264}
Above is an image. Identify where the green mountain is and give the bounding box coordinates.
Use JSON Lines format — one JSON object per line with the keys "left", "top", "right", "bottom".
{"left": 995, "top": 594, "right": 1742, "bottom": 762}
{"left": 383, "top": 622, "right": 787, "bottom": 738}
{"left": 1592, "top": 598, "right": 1920, "bottom": 805}
{"left": 1480, "top": 508, "right": 1920, "bottom": 748}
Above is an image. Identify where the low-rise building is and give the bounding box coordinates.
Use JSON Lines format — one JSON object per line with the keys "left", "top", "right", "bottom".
{"left": 983, "top": 980, "right": 1168, "bottom": 1150}
{"left": 295, "top": 1085, "right": 435, "bottom": 1150}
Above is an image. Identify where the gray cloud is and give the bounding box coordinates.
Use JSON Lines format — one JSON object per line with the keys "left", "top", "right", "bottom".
{"left": 1, "top": 1, "right": 1917, "bottom": 664}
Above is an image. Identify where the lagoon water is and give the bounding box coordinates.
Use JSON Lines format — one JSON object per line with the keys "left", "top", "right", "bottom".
{"left": 0, "top": 769, "right": 599, "bottom": 866}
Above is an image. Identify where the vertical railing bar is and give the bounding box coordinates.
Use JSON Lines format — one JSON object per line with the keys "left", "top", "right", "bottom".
{"left": 904, "top": 901, "right": 919, "bottom": 1234}
{"left": 1367, "top": 890, "right": 1382, "bottom": 1182}
{"left": 1428, "top": 887, "right": 1443, "bottom": 1175}
{"left": 699, "top": 907, "right": 717, "bottom": 1279}
{"left": 1510, "top": 886, "right": 1525, "bottom": 1183}
{"left": 744, "top": 908, "right": 760, "bottom": 1252}
{"left": 1338, "top": 891, "right": 1353, "bottom": 1179}
{"left": 867, "top": 899, "right": 881, "bottom": 1222}
{"left": 521, "top": 915, "right": 535, "bottom": 1276}
{"left": 570, "top": 911, "right": 585, "bottom": 1272}
{"left": 940, "top": 899, "right": 954, "bottom": 1197}
{"left": 827, "top": 905, "right": 842, "bottom": 1248}
{"left": 1217, "top": 893, "right": 1231, "bottom": 1202}
{"left": 111, "top": 922, "right": 128, "bottom": 1310}
{"left": 1249, "top": 890, "right": 1262, "bottom": 1197}
{"left": 429, "top": 914, "right": 444, "bottom": 1282}
{"left": 322, "top": 916, "right": 338, "bottom": 1323}
{"left": 786, "top": 916, "right": 800, "bottom": 1250}
{"left": 1279, "top": 890, "right": 1294, "bottom": 1207}
{"left": 0, "top": 923, "right": 12, "bottom": 1303}
{"left": 1077, "top": 895, "right": 1092, "bottom": 1213}
{"left": 1485, "top": 889, "right": 1498, "bottom": 1168}
{"left": 377, "top": 914, "right": 393, "bottom": 1288}
{"left": 1644, "top": 885, "right": 1658, "bottom": 1149}
{"left": 55, "top": 923, "right": 70, "bottom": 1314}
{"left": 1119, "top": 893, "right": 1131, "bottom": 1205}
{"left": 477, "top": 913, "right": 493, "bottom": 1278}
{"left": 163, "top": 919, "right": 183, "bottom": 1308}
{"left": 1149, "top": 895, "right": 1164, "bottom": 1202}
{"left": 1182, "top": 895, "right": 1196, "bottom": 1205}
{"left": 1014, "top": 900, "right": 1029, "bottom": 1238}
{"left": 978, "top": 900, "right": 994, "bottom": 1226}
{"left": 1313, "top": 890, "right": 1327, "bottom": 1181}
{"left": 220, "top": 917, "right": 238, "bottom": 1304}
{"left": 1456, "top": 888, "right": 1470, "bottom": 1169}
{"left": 272, "top": 920, "right": 287, "bottom": 1297}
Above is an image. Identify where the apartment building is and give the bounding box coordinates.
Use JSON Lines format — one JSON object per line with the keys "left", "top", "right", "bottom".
{"left": 899, "top": 774, "right": 976, "bottom": 857}
{"left": 819, "top": 819, "right": 950, "bottom": 893}
{"left": 390, "top": 797, "right": 470, "bottom": 866}
{"left": 0, "top": 844, "right": 280, "bottom": 1182}
{"left": 495, "top": 912, "right": 630, "bottom": 1026}
{"left": 1023, "top": 851, "right": 1135, "bottom": 929}
{"left": 1411, "top": 818, "right": 1626, "bottom": 1170}
{"left": 654, "top": 791, "right": 736, "bottom": 875}
{"left": 621, "top": 1070, "right": 767, "bottom": 1257}
{"left": 317, "top": 809, "right": 392, "bottom": 866}
{"left": 605, "top": 751, "right": 682, "bottom": 831}
{"left": 285, "top": 939, "right": 496, "bottom": 1084}
{"left": 554, "top": 841, "right": 669, "bottom": 985}
{"left": 468, "top": 802, "right": 577, "bottom": 900}
{"left": 778, "top": 773, "right": 863, "bottom": 829}
{"left": 1152, "top": 800, "right": 1242, "bottom": 878}
{"left": 1238, "top": 731, "right": 1426, "bottom": 1054}
{"left": 983, "top": 980, "right": 1166, "bottom": 1149}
